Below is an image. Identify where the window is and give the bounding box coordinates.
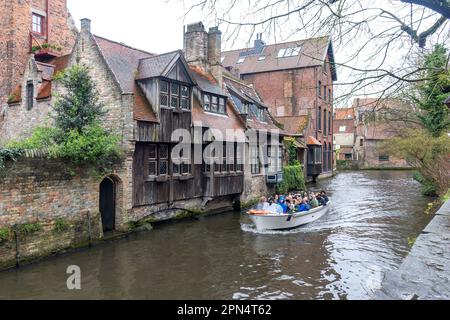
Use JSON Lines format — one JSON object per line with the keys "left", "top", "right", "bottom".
{"left": 204, "top": 95, "right": 210, "bottom": 111}
{"left": 211, "top": 96, "right": 218, "bottom": 112}
{"left": 323, "top": 110, "right": 327, "bottom": 135}
{"left": 258, "top": 56, "right": 266, "bottom": 61}
{"left": 159, "top": 79, "right": 190, "bottom": 110}
{"left": 148, "top": 145, "right": 158, "bottom": 176}
{"left": 26, "top": 81, "right": 34, "bottom": 110}
{"left": 267, "top": 145, "right": 283, "bottom": 175}
{"left": 237, "top": 56, "right": 246, "bottom": 64}
{"left": 329, "top": 89, "right": 332, "bottom": 103}
{"left": 345, "top": 153, "right": 353, "bottom": 160}
{"left": 318, "top": 107, "right": 322, "bottom": 131}
{"left": 360, "top": 139, "right": 364, "bottom": 147}
{"left": 329, "top": 111, "right": 332, "bottom": 134}
{"left": 379, "top": 155, "right": 390, "bottom": 162}
{"left": 256, "top": 106, "right": 266, "bottom": 122}
{"left": 324, "top": 86, "right": 327, "bottom": 101}
{"left": 277, "top": 46, "right": 301, "bottom": 58}
{"left": 159, "top": 144, "right": 169, "bottom": 175}
{"left": 148, "top": 144, "right": 172, "bottom": 177}
{"left": 181, "top": 86, "right": 190, "bottom": 110}
{"left": 339, "top": 126, "right": 346, "bottom": 133}
{"left": 318, "top": 81, "right": 322, "bottom": 97}
{"left": 32, "top": 13, "right": 45, "bottom": 35}
{"left": 250, "top": 145, "right": 260, "bottom": 174}
{"left": 173, "top": 147, "right": 192, "bottom": 175}
{"left": 203, "top": 94, "right": 227, "bottom": 115}
{"left": 219, "top": 98, "right": 225, "bottom": 114}
{"left": 236, "top": 143, "right": 244, "bottom": 172}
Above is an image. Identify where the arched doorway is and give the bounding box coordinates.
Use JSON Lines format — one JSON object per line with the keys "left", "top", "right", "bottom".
{"left": 99, "top": 177, "right": 116, "bottom": 232}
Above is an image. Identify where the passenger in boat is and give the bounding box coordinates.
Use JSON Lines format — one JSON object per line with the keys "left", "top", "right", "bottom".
{"left": 278, "top": 196, "right": 288, "bottom": 214}
{"left": 297, "top": 198, "right": 311, "bottom": 212}
{"left": 320, "top": 191, "right": 329, "bottom": 205}
{"left": 264, "top": 198, "right": 284, "bottom": 214}
{"left": 310, "top": 194, "right": 319, "bottom": 208}
{"left": 286, "top": 197, "right": 296, "bottom": 213}
{"left": 256, "top": 197, "right": 268, "bottom": 210}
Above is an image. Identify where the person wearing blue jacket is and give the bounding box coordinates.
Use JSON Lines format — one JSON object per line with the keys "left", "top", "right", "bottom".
{"left": 278, "top": 196, "right": 288, "bottom": 214}
{"left": 297, "top": 198, "right": 311, "bottom": 212}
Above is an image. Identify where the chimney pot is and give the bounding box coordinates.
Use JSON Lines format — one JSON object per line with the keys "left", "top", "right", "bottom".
{"left": 80, "top": 18, "right": 91, "bottom": 33}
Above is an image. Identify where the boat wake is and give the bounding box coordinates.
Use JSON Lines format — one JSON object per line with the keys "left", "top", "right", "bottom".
{"left": 240, "top": 222, "right": 323, "bottom": 235}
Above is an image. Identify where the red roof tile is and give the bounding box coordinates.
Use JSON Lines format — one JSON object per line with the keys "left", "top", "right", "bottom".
{"left": 133, "top": 84, "right": 158, "bottom": 123}
{"left": 307, "top": 136, "right": 322, "bottom": 146}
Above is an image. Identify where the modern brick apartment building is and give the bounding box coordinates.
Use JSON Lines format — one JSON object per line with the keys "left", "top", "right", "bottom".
{"left": 222, "top": 35, "right": 337, "bottom": 180}
{"left": 0, "top": 0, "right": 76, "bottom": 123}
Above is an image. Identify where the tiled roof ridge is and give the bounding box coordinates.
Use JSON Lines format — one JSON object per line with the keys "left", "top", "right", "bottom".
{"left": 139, "top": 50, "right": 181, "bottom": 62}
{"left": 93, "top": 35, "right": 155, "bottom": 56}
{"left": 223, "top": 35, "right": 331, "bottom": 54}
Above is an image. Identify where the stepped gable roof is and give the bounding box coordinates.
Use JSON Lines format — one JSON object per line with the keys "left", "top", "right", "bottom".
{"left": 93, "top": 35, "right": 154, "bottom": 94}
{"left": 222, "top": 36, "right": 337, "bottom": 81}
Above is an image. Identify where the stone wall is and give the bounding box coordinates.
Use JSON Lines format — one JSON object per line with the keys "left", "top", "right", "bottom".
{"left": 356, "top": 140, "right": 411, "bottom": 169}
{"left": 0, "top": 157, "right": 102, "bottom": 270}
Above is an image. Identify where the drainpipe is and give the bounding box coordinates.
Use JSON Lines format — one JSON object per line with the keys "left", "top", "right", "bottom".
{"left": 46, "top": 0, "right": 49, "bottom": 43}
{"left": 13, "top": 225, "right": 20, "bottom": 268}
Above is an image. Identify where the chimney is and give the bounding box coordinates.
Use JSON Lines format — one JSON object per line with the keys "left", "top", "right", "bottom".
{"left": 207, "top": 26, "right": 223, "bottom": 88}
{"left": 183, "top": 22, "right": 207, "bottom": 69}
{"left": 254, "top": 33, "right": 266, "bottom": 54}
{"left": 80, "top": 18, "right": 91, "bottom": 33}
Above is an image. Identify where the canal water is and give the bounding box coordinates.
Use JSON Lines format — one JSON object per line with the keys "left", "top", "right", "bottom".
{"left": 0, "top": 171, "right": 433, "bottom": 300}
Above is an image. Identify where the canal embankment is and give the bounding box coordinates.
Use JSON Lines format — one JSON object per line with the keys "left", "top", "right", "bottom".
{"left": 376, "top": 199, "right": 450, "bottom": 300}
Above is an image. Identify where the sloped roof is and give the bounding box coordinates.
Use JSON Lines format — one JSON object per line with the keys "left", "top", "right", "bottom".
{"left": 93, "top": 35, "right": 154, "bottom": 93}
{"left": 189, "top": 66, "right": 226, "bottom": 96}
{"left": 335, "top": 108, "right": 355, "bottom": 120}
{"left": 276, "top": 115, "right": 308, "bottom": 135}
{"left": 137, "top": 51, "right": 179, "bottom": 80}
{"left": 222, "top": 36, "right": 337, "bottom": 80}
{"left": 223, "top": 75, "right": 282, "bottom": 133}
{"left": 307, "top": 136, "right": 322, "bottom": 146}
{"left": 133, "top": 84, "right": 158, "bottom": 123}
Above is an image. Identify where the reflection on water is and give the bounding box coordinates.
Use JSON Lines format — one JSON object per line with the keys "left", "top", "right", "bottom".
{"left": 0, "top": 171, "right": 433, "bottom": 300}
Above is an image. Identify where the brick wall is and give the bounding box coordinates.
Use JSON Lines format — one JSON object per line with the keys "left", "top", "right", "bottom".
{"left": 242, "top": 62, "right": 335, "bottom": 174}
{"left": 0, "top": 157, "right": 102, "bottom": 270}
{"left": 0, "top": 0, "right": 77, "bottom": 109}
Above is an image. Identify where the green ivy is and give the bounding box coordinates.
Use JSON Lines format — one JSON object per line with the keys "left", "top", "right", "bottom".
{"left": 0, "top": 228, "right": 11, "bottom": 243}
{"left": 53, "top": 219, "right": 71, "bottom": 233}
{"left": 0, "top": 147, "right": 24, "bottom": 170}
{"left": 18, "top": 223, "right": 42, "bottom": 236}
{"left": 276, "top": 165, "right": 306, "bottom": 194}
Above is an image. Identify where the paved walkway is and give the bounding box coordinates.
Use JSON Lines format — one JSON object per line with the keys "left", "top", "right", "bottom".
{"left": 377, "top": 200, "right": 450, "bottom": 300}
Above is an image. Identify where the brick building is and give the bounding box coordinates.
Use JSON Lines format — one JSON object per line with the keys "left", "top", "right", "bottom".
{"left": 222, "top": 35, "right": 337, "bottom": 180}
{"left": 332, "top": 98, "right": 411, "bottom": 169}
{"left": 0, "top": 0, "right": 77, "bottom": 118}
{"left": 333, "top": 108, "right": 356, "bottom": 161}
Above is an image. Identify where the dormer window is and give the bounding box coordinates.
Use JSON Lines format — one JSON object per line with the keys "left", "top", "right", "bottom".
{"left": 159, "top": 79, "right": 190, "bottom": 110}
{"left": 277, "top": 46, "right": 302, "bottom": 58}
{"left": 256, "top": 106, "right": 266, "bottom": 122}
{"left": 258, "top": 56, "right": 266, "bottom": 61}
{"left": 32, "top": 13, "right": 45, "bottom": 36}
{"left": 203, "top": 94, "right": 227, "bottom": 115}
{"left": 237, "top": 57, "right": 246, "bottom": 64}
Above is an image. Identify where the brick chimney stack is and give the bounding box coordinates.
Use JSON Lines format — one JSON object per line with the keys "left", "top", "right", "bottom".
{"left": 183, "top": 22, "right": 208, "bottom": 70}
{"left": 184, "top": 22, "right": 223, "bottom": 87}
{"left": 207, "top": 26, "right": 222, "bottom": 88}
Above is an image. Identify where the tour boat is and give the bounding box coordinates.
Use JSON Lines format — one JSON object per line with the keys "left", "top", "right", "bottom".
{"left": 247, "top": 202, "right": 332, "bottom": 231}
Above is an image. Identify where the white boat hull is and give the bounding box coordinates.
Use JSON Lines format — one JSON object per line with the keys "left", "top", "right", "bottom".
{"left": 248, "top": 202, "right": 331, "bottom": 231}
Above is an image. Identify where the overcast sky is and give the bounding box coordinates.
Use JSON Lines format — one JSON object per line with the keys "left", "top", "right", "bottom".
{"left": 68, "top": 0, "right": 213, "bottom": 54}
